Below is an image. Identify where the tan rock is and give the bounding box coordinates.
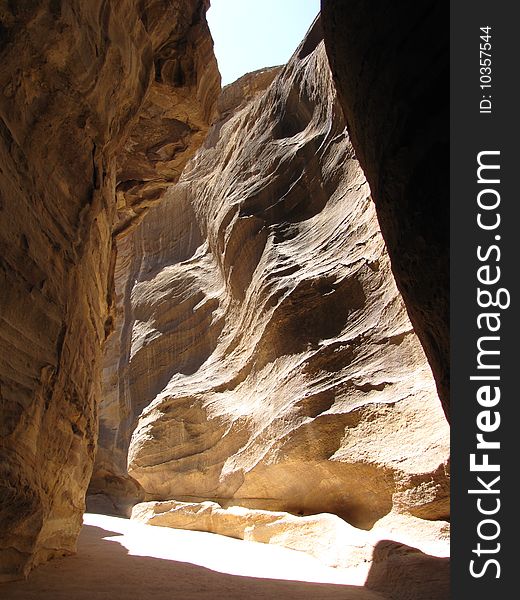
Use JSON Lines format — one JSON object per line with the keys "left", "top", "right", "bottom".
{"left": 322, "top": 1, "right": 450, "bottom": 419}
{"left": 0, "top": 0, "right": 218, "bottom": 580}
{"left": 98, "top": 19, "right": 449, "bottom": 532}
{"left": 1, "top": 5, "right": 450, "bottom": 594}
{"left": 114, "top": 0, "right": 220, "bottom": 236}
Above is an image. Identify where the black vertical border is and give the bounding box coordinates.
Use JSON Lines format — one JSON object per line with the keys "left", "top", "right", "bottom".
{"left": 451, "top": 1, "right": 518, "bottom": 597}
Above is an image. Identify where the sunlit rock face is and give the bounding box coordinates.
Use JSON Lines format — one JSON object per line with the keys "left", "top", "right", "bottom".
{"left": 0, "top": 0, "right": 218, "bottom": 581}
{"left": 90, "top": 66, "right": 279, "bottom": 516}
{"left": 321, "top": 0, "right": 450, "bottom": 420}
{"left": 98, "top": 19, "right": 449, "bottom": 532}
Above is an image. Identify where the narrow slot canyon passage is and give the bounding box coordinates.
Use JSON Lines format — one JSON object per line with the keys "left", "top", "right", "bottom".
{"left": 0, "top": 1, "right": 449, "bottom": 598}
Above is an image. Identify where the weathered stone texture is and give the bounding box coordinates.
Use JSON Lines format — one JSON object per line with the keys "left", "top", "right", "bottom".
{"left": 96, "top": 20, "right": 449, "bottom": 534}
{"left": 1, "top": 4, "right": 449, "bottom": 592}
{"left": 321, "top": 0, "right": 450, "bottom": 419}
{"left": 0, "top": 0, "right": 218, "bottom": 580}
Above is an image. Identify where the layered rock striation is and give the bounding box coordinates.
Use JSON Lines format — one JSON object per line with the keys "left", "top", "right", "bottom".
{"left": 0, "top": 0, "right": 218, "bottom": 580}
{"left": 322, "top": 0, "right": 450, "bottom": 419}
{"left": 94, "top": 19, "right": 449, "bottom": 534}
{"left": 1, "top": 2, "right": 450, "bottom": 589}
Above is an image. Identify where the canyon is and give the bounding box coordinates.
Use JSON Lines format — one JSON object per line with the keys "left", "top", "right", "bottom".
{"left": 0, "top": 1, "right": 449, "bottom": 597}
{"left": 90, "top": 15, "right": 449, "bottom": 533}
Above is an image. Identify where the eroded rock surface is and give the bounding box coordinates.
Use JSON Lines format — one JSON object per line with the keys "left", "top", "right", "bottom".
{"left": 322, "top": 0, "right": 450, "bottom": 419}
{"left": 96, "top": 20, "right": 449, "bottom": 532}
{"left": 0, "top": 0, "right": 218, "bottom": 580}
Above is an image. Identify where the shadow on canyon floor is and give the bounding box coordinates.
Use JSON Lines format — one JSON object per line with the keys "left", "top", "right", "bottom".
{"left": 1, "top": 522, "right": 449, "bottom": 600}
{"left": 366, "top": 540, "right": 450, "bottom": 600}
{"left": 1, "top": 524, "right": 378, "bottom": 600}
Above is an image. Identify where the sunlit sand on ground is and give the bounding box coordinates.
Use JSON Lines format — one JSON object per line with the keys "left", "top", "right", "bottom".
{"left": 2, "top": 514, "right": 383, "bottom": 600}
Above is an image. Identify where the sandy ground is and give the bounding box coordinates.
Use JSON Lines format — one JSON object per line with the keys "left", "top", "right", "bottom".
{"left": 2, "top": 514, "right": 384, "bottom": 599}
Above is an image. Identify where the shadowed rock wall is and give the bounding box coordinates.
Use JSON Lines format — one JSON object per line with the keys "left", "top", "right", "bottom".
{"left": 1, "top": 2, "right": 450, "bottom": 586}
{"left": 321, "top": 0, "right": 450, "bottom": 419}
{"left": 0, "top": 0, "right": 218, "bottom": 580}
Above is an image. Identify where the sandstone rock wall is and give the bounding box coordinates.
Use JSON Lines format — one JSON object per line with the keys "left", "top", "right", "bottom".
{"left": 95, "top": 19, "right": 449, "bottom": 531}
{"left": 321, "top": 0, "right": 450, "bottom": 419}
{"left": 0, "top": 0, "right": 218, "bottom": 580}
{"left": 1, "top": 2, "right": 450, "bottom": 586}
{"left": 90, "top": 66, "right": 283, "bottom": 514}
